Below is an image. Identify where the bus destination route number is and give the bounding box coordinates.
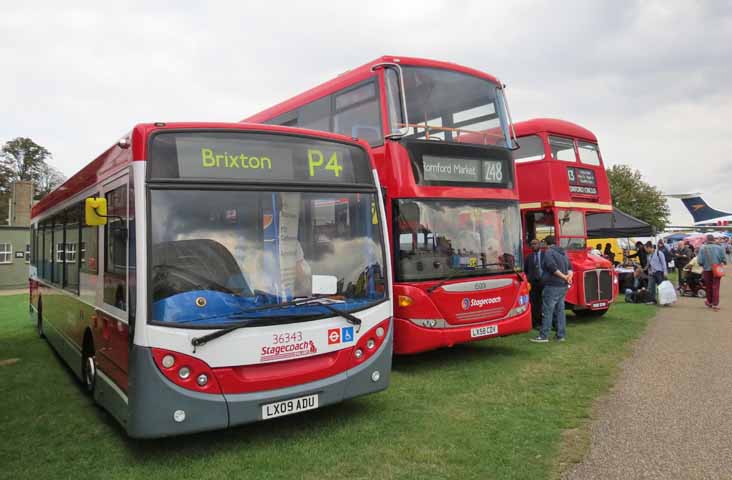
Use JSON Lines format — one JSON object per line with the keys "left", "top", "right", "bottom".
{"left": 308, "top": 149, "right": 342, "bottom": 178}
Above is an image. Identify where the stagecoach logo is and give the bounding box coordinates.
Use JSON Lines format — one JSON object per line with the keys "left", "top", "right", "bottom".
{"left": 260, "top": 340, "right": 317, "bottom": 362}
{"left": 462, "top": 296, "right": 502, "bottom": 310}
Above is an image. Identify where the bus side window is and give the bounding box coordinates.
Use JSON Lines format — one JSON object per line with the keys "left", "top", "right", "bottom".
{"left": 333, "top": 82, "right": 382, "bottom": 146}
{"left": 103, "top": 185, "right": 128, "bottom": 311}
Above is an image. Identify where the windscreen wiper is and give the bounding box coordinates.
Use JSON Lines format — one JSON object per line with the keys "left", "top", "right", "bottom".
{"left": 190, "top": 295, "right": 362, "bottom": 350}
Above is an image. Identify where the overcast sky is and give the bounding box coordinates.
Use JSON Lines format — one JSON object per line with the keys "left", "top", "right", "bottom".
{"left": 2, "top": 0, "right": 730, "bottom": 225}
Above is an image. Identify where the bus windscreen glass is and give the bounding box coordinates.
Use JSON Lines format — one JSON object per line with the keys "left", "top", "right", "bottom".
{"left": 395, "top": 199, "right": 522, "bottom": 282}
{"left": 393, "top": 67, "right": 511, "bottom": 147}
{"left": 150, "top": 189, "right": 386, "bottom": 326}
{"left": 148, "top": 131, "right": 373, "bottom": 184}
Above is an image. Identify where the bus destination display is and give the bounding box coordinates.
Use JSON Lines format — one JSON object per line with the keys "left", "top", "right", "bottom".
{"left": 567, "top": 166, "right": 597, "bottom": 195}
{"left": 422, "top": 155, "right": 507, "bottom": 186}
{"left": 150, "top": 132, "right": 367, "bottom": 183}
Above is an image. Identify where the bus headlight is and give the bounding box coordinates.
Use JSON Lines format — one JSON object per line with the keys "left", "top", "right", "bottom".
{"left": 161, "top": 355, "right": 175, "bottom": 368}
{"left": 196, "top": 374, "right": 208, "bottom": 386}
{"left": 366, "top": 339, "right": 375, "bottom": 350}
{"left": 178, "top": 367, "right": 191, "bottom": 380}
{"left": 354, "top": 348, "right": 364, "bottom": 359}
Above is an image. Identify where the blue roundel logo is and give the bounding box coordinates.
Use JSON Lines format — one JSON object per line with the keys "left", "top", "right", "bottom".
{"left": 461, "top": 298, "right": 471, "bottom": 310}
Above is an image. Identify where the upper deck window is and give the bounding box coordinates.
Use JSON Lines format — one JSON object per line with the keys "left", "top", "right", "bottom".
{"left": 514, "top": 135, "right": 545, "bottom": 163}
{"left": 333, "top": 83, "right": 381, "bottom": 146}
{"left": 577, "top": 141, "right": 601, "bottom": 166}
{"left": 549, "top": 136, "right": 577, "bottom": 162}
{"left": 396, "top": 67, "right": 511, "bottom": 147}
{"left": 264, "top": 81, "right": 383, "bottom": 147}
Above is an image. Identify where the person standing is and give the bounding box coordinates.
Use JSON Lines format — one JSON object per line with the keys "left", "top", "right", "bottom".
{"left": 627, "top": 241, "right": 648, "bottom": 270}
{"left": 531, "top": 235, "right": 572, "bottom": 343}
{"left": 524, "top": 239, "right": 544, "bottom": 330}
{"left": 646, "top": 241, "right": 667, "bottom": 305}
{"left": 673, "top": 240, "right": 692, "bottom": 288}
{"left": 604, "top": 243, "right": 616, "bottom": 264}
{"left": 697, "top": 234, "right": 727, "bottom": 311}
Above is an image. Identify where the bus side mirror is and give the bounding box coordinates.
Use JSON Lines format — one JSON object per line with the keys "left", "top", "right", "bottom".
{"left": 85, "top": 197, "right": 108, "bottom": 226}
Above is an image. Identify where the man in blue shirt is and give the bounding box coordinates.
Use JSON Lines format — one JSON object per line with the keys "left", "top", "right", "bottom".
{"left": 531, "top": 236, "right": 573, "bottom": 343}
{"left": 524, "top": 239, "right": 544, "bottom": 329}
{"left": 646, "top": 241, "right": 668, "bottom": 305}
{"left": 697, "top": 234, "right": 727, "bottom": 311}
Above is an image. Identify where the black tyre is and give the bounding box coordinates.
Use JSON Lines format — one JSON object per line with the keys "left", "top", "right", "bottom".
{"left": 696, "top": 289, "right": 706, "bottom": 299}
{"left": 37, "top": 301, "right": 45, "bottom": 339}
{"left": 81, "top": 340, "right": 96, "bottom": 395}
{"left": 575, "top": 308, "right": 609, "bottom": 318}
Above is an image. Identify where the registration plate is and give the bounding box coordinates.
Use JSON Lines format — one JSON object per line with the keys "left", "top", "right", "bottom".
{"left": 261, "top": 394, "right": 319, "bottom": 420}
{"left": 470, "top": 324, "right": 498, "bottom": 338}
{"left": 591, "top": 302, "right": 607, "bottom": 309}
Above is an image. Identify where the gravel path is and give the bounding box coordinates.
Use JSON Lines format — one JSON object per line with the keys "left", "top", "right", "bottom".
{"left": 564, "top": 276, "right": 732, "bottom": 480}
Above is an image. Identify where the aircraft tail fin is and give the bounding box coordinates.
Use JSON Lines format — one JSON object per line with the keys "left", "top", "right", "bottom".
{"left": 680, "top": 196, "right": 732, "bottom": 223}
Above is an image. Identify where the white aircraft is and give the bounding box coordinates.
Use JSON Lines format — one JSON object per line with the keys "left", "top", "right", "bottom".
{"left": 667, "top": 193, "right": 732, "bottom": 226}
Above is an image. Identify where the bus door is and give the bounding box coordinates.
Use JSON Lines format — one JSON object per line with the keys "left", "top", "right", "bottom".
{"left": 96, "top": 175, "right": 130, "bottom": 390}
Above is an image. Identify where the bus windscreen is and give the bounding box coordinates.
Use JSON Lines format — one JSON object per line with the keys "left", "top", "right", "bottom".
{"left": 148, "top": 131, "right": 373, "bottom": 184}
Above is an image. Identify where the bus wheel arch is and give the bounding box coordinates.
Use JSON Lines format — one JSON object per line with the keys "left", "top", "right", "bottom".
{"left": 81, "top": 329, "right": 97, "bottom": 394}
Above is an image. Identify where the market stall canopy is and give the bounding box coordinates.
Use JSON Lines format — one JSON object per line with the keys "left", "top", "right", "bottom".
{"left": 586, "top": 208, "right": 655, "bottom": 239}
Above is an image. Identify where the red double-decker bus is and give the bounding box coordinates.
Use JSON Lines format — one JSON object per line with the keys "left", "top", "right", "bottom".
{"left": 29, "top": 122, "right": 393, "bottom": 437}
{"left": 513, "top": 118, "right": 618, "bottom": 316}
{"left": 245, "top": 56, "right": 531, "bottom": 354}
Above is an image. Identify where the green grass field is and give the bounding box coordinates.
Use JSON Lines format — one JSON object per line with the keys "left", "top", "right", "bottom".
{"left": 0, "top": 294, "right": 654, "bottom": 480}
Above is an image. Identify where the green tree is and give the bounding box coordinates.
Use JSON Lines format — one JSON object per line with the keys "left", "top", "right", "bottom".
{"left": 0, "top": 137, "right": 65, "bottom": 199}
{"left": 606, "top": 164, "right": 670, "bottom": 231}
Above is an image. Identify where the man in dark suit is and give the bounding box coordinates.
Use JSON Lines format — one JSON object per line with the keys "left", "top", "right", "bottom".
{"left": 524, "top": 239, "right": 544, "bottom": 329}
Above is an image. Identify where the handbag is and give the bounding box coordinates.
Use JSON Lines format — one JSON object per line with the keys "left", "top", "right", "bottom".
{"left": 712, "top": 263, "right": 725, "bottom": 278}
{"left": 703, "top": 245, "right": 725, "bottom": 278}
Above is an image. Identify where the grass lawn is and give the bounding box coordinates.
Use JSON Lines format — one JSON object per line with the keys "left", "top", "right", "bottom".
{"left": 0, "top": 294, "right": 655, "bottom": 480}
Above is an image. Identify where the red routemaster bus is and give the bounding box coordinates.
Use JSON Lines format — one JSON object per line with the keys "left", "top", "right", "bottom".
{"left": 513, "top": 118, "right": 618, "bottom": 316}
{"left": 29, "top": 122, "right": 393, "bottom": 437}
{"left": 245, "top": 56, "right": 531, "bottom": 354}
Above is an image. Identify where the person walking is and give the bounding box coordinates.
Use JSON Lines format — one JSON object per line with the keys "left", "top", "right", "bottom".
{"left": 673, "top": 240, "right": 692, "bottom": 288}
{"left": 524, "top": 239, "right": 544, "bottom": 330}
{"left": 646, "top": 241, "right": 667, "bottom": 305}
{"left": 531, "top": 235, "right": 572, "bottom": 343}
{"left": 697, "top": 234, "right": 727, "bottom": 311}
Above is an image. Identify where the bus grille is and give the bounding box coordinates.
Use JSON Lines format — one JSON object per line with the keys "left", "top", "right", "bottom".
{"left": 584, "top": 270, "right": 613, "bottom": 304}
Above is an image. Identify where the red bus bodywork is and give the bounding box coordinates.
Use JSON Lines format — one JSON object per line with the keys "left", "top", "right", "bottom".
{"left": 245, "top": 56, "right": 532, "bottom": 354}
{"left": 513, "top": 118, "right": 618, "bottom": 314}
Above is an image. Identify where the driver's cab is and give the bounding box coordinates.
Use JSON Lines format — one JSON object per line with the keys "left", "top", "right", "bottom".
{"left": 522, "top": 207, "right": 587, "bottom": 254}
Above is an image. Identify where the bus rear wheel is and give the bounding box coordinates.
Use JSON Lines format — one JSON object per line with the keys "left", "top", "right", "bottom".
{"left": 81, "top": 338, "right": 96, "bottom": 394}
{"left": 37, "top": 302, "right": 44, "bottom": 339}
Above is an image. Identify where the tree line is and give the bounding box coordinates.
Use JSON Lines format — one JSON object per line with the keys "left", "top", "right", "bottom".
{"left": 0, "top": 137, "right": 66, "bottom": 225}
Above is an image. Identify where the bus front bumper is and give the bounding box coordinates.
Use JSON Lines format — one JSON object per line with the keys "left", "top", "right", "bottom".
{"left": 393, "top": 308, "right": 531, "bottom": 355}
{"left": 126, "top": 329, "right": 392, "bottom": 438}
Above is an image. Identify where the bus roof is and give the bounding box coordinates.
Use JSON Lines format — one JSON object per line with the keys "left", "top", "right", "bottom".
{"left": 513, "top": 118, "right": 598, "bottom": 143}
{"left": 31, "top": 122, "right": 371, "bottom": 219}
{"left": 243, "top": 55, "right": 502, "bottom": 124}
